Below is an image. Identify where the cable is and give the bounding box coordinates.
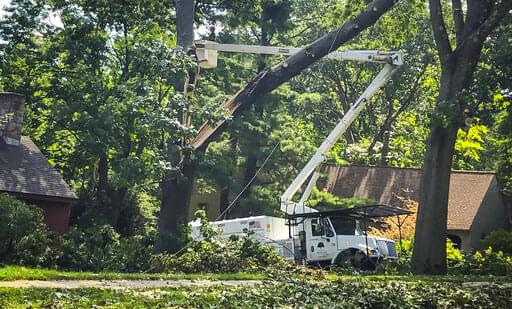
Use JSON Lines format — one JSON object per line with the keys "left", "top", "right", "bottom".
{"left": 216, "top": 140, "right": 282, "bottom": 220}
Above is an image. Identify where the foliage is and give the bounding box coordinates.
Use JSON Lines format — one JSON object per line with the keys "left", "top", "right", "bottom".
{"left": 307, "top": 188, "right": 375, "bottom": 211}
{"left": 453, "top": 124, "right": 492, "bottom": 170}
{"left": 496, "top": 95, "right": 512, "bottom": 189}
{"left": 0, "top": 194, "right": 58, "bottom": 267}
{"left": 151, "top": 210, "right": 289, "bottom": 273}
{"left": 450, "top": 247, "right": 512, "bottom": 276}
{"left": 58, "top": 225, "right": 153, "bottom": 273}
{"left": 379, "top": 237, "right": 512, "bottom": 277}
{"left": 0, "top": 0, "right": 211, "bottom": 237}
{"left": 482, "top": 229, "right": 512, "bottom": 255}
{"left": 1, "top": 277, "right": 512, "bottom": 308}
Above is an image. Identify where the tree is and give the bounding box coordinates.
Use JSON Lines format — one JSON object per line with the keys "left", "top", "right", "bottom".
{"left": 412, "top": 0, "right": 512, "bottom": 274}
{"left": 0, "top": 0, "right": 199, "bottom": 236}
{"left": 157, "top": 0, "right": 198, "bottom": 252}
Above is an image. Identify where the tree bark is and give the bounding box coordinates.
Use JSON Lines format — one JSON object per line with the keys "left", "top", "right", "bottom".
{"left": 412, "top": 0, "right": 512, "bottom": 274}
{"left": 156, "top": 0, "right": 197, "bottom": 253}
{"left": 176, "top": 0, "right": 195, "bottom": 50}
{"left": 192, "top": 0, "right": 399, "bottom": 150}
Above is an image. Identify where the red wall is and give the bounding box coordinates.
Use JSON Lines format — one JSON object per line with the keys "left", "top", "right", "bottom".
{"left": 39, "top": 203, "right": 71, "bottom": 234}
{"left": 17, "top": 197, "right": 71, "bottom": 234}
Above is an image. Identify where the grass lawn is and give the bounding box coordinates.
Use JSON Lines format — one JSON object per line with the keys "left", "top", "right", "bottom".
{"left": 0, "top": 266, "right": 266, "bottom": 281}
{"left": 2, "top": 265, "right": 511, "bottom": 284}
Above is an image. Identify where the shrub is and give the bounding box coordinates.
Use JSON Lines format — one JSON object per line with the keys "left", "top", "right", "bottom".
{"left": 380, "top": 237, "right": 512, "bottom": 276}
{"left": 449, "top": 247, "right": 512, "bottom": 276}
{"left": 482, "top": 229, "right": 512, "bottom": 255}
{"left": 58, "top": 225, "right": 121, "bottom": 272}
{"left": 0, "top": 194, "right": 58, "bottom": 267}
{"left": 58, "top": 224, "right": 153, "bottom": 272}
{"left": 115, "top": 235, "right": 154, "bottom": 272}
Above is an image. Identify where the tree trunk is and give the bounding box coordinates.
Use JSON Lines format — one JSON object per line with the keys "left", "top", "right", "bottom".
{"left": 158, "top": 159, "right": 197, "bottom": 252}
{"left": 412, "top": 59, "right": 471, "bottom": 273}
{"left": 156, "top": 0, "right": 197, "bottom": 253}
{"left": 411, "top": 80, "right": 460, "bottom": 274}
{"left": 97, "top": 152, "right": 109, "bottom": 195}
{"left": 176, "top": 0, "right": 195, "bottom": 50}
{"left": 380, "top": 129, "right": 390, "bottom": 166}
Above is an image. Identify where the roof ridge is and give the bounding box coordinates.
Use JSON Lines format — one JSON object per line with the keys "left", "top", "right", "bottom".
{"left": 324, "top": 164, "right": 495, "bottom": 175}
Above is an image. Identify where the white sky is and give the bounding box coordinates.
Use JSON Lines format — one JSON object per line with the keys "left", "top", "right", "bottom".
{"left": 0, "top": 0, "right": 10, "bottom": 16}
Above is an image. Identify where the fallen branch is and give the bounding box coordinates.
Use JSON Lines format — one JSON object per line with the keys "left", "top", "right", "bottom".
{"left": 192, "top": 0, "right": 399, "bottom": 150}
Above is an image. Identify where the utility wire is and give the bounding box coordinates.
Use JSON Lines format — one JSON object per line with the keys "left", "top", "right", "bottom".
{"left": 216, "top": 140, "right": 282, "bottom": 220}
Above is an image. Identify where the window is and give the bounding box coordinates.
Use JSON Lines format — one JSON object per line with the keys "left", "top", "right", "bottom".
{"left": 324, "top": 218, "right": 335, "bottom": 237}
{"left": 330, "top": 217, "right": 357, "bottom": 235}
{"left": 311, "top": 219, "right": 325, "bottom": 236}
{"left": 447, "top": 234, "right": 462, "bottom": 249}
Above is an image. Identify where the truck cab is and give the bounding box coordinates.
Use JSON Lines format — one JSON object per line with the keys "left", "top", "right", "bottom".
{"left": 288, "top": 205, "right": 407, "bottom": 267}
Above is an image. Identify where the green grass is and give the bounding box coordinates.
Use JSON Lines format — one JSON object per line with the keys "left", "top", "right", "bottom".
{"left": 0, "top": 266, "right": 266, "bottom": 281}
{"left": 2, "top": 266, "right": 510, "bottom": 284}
{"left": 0, "top": 287, "right": 199, "bottom": 308}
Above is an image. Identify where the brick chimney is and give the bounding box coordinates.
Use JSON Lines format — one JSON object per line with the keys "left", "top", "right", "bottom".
{"left": 0, "top": 92, "right": 25, "bottom": 146}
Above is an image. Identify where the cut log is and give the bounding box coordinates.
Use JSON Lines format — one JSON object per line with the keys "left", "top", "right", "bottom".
{"left": 192, "top": 0, "right": 398, "bottom": 150}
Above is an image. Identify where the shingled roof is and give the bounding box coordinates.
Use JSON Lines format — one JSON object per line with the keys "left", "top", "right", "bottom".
{"left": 322, "top": 165, "right": 503, "bottom": 231}
{"left": 0, "top": 136, "right": 77, "bottom": 200}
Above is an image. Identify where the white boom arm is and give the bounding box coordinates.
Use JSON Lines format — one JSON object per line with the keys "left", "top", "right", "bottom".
{"left": 280, "top": 62, "right": 401, "bottom": 215}
{"left": 194, "top": 40, "right": 402, "bottom": 68}
{"left": 193, "top": 40, "right": 402, "bottom": 216}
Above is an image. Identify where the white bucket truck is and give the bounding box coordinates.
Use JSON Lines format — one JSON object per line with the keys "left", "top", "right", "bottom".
{"left": 190, "top": 41, "right": 411, "bottom": 267}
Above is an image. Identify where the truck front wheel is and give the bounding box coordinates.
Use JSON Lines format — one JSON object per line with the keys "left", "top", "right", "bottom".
{"left": 332, "top": 249, "right": 373, "bottom": 270}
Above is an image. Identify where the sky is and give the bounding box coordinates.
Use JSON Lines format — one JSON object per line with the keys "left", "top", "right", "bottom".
{"left": 0, "top": 0, "right": 9, "bottom": 16}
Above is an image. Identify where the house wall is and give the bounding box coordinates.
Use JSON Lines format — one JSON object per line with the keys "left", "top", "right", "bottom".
{"left": 188, "top": 181, "right": 221, "bottom": 221}
{"left": 18, "top": 196, "right": 71, "bottom": 234}
{"left": 39, "top": 202, "right": 71, "bottom": 234}
{"left": 469, "top": 177, "right": 510, "bottom": 250}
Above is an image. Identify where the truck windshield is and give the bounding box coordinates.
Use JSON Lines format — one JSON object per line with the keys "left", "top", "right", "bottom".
{"left": 329, "top": 217, "right": 358, "bottom": 235}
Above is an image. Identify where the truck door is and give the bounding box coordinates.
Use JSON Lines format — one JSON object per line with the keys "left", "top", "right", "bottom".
{"left": 306, "top": 218, "right": 336, "bottom": 262}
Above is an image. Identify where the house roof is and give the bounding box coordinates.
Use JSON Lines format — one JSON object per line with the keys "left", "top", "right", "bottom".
{"left": 322, "top": 165, "right": 500, "bottom": 231}
{"left": 0, "top": 136, "right": 77, "bottom": 201}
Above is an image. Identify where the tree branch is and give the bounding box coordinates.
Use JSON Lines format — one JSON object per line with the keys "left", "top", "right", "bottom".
{"left": 191, "top": 0, "right": 399, "bottom": 150}
{"left": 429, "top": 0, "right": 452, "bottom": 63}
{"left": 367, "top": 57, "right": 431, "bottom": 153}
{"left": 451, "top": 0, "right": 464, "bottom": 45}
{"left": 470, "top": 1, "right": 512, "bottom": 46}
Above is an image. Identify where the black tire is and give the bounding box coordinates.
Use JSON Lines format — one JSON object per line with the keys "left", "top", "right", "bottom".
{"left": 333, "top": 248, "right": 368, "bottom": 269}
